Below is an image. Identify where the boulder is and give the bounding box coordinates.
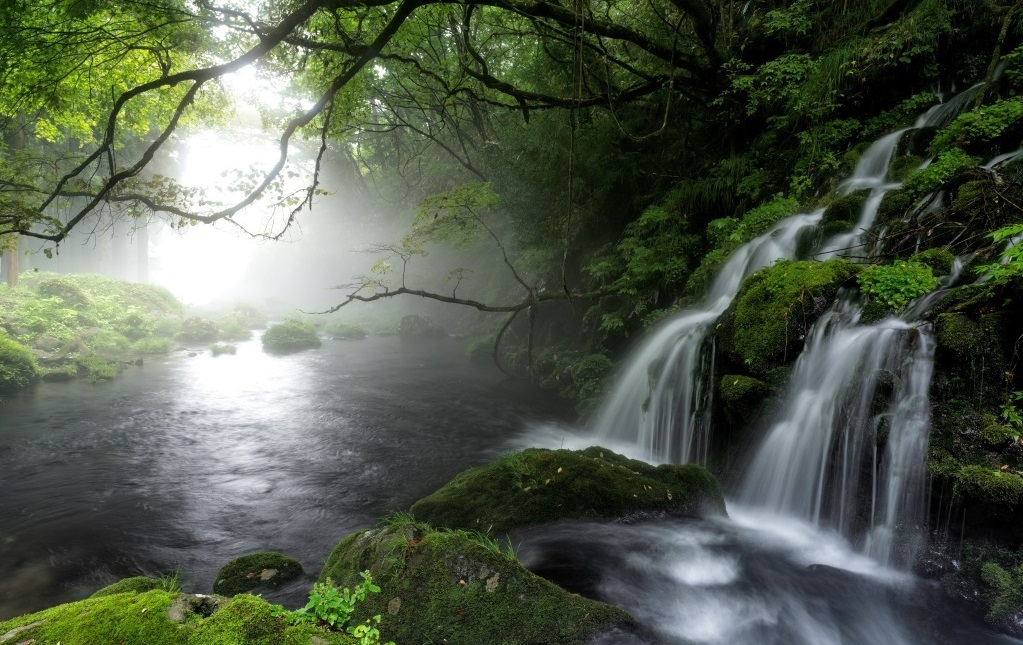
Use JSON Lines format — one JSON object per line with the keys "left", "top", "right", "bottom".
{"left": 213, "top": 551, "right": 304, "bottom": 596}
{"left": 319, "top": 521, "right": 637, "bottom": 645}
{"left": 409, "top": 447, "right": 726, "bottom": 536}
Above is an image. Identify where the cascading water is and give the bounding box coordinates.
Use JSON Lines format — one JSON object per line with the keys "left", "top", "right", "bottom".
{"left": 589, "top": 211, "right": 822, "bottom": 464}
{"left": 736, "top": 294, "right": 935, "bottom": 566}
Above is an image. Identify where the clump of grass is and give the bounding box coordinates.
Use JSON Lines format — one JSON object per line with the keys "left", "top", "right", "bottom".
{"left": 210, "top": 343, "right": 237, "bottom": 356}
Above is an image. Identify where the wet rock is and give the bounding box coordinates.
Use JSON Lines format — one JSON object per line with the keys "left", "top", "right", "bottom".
{"left": 212, "top": 551, "right": 304, "bottom": 596}
{"left": 320, "top": 522, "right": 637, "bottom": 645}
{"left": 410, "top": 446, "right": 725, "bottom": 536}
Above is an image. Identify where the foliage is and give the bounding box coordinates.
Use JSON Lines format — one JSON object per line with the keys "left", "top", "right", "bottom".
{"left": 857, "top": 260, "right": 938, "bottom": 316}
{"left": 0, "top": 333, "right": 38, "bottom": 393}
{"left": 261, "top": 318, "right": 321, "bottom": 352}
{"left": 291, "top": 572, "right": 383, "bottom": 634}
{"left": 903, "top": 148, "right": 979, "bottom": 198}
{"left": 930, "top": 98, "right": 1023, "bottom": 155}
{"left": 976, "top": 223, "right": 1023, "bottom": 285}
{"left": 210, "top": 343, "right": 237, "bottom": 356}
{"left": 326, "top": 322, "right": 367, "bottom": 340}
{"left": 178, "top": 316, "right": 219, "bottom": 343}
{"left": 535, "top": 352, "right": 614, "bottom": 415}
{"left": 397, "top": 314, "right": 445, "bottom": 339}
{"left": 76, "top": 355, "right": 119, "bottom": 382}
{"left": 216, "top": 318, "right": 253, "bottom": 342}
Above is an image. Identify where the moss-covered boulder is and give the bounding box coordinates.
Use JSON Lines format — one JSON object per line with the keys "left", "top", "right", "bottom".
{"left": 261, "top": 319, "right": 321, "bottom": 352}
{"left": 820, "top": 189, "right": 868, "bottom": 237}
{"left": 213, "top": 551, "right": 304, "bottom": 596}
{"left": 319, "top": 522, "right": 636, "bottom": 645}
{"left": 719, "top": 374, "right": 774, "bottom": 424}
{"left": 717, "top": 259, "right": 862, "bottom": 376}
{"left": 0, "top": 590, "right": 353, "bottom": 644}
{"left": 0, "top": 333, "right": 38, "bottom": 393}
{"left": 409, "top": 447, "right": 725, "bottom": 536}
{"left": 90, "top": 576, "right": 167, "bottom": 598}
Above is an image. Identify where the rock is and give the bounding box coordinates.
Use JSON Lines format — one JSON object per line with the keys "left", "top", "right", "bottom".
{"left": 212, "top": 551, "right": 304, "bottom": 596}
{"left": 320, "top": 521, "right": 638, "bottom": 645}
{"left": 90, "top": 576, "right": 164, "bottom": 598}
{"left": 409, "top": 447, "right": 726, "bottom": 536}
{"left": 32, "top": 336, "right": 61, "bottom": 353}
{"left": 0, "top": 591, "right": 349, "bottom": 643}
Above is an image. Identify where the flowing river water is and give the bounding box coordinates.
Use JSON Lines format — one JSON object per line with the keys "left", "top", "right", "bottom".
{"left": 0, "top": 335, "right": 563, "bottom": 620}
{"left": 0, "top": 333, "right": 1018, "bottom": 643}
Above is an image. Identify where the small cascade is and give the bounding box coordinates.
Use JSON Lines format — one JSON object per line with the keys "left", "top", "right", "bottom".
{"left": 737, "top": 291, "right": 935, "bottom": 566}
{"left": 590, "top": 212, "right": 822, "bottom": 464}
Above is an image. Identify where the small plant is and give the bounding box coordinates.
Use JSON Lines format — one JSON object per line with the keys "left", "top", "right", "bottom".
{"left": 857, "top": 260, "right": 937, "bottom": 314}
{"left": 293, "top": 571, "right": 380, "bottom": 630}
{"left": 210, "top": 343, "right": 237, "bottom": 356}
{"left": 1002, "top": 391, "right": 1023, "bottom": 435}
{"left": 158, "top": 568, "right": 183, "bottom": 593}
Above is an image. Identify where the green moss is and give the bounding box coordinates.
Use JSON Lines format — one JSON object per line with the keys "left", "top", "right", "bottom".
{"left": 0, "top": 590, "right": 353, "bottom": 644}
{"left": 0, "top": 333, "right": 38, "bottom": 393}
{"left": 91, "top": 576, "right": 167, "bottom": 598}
{"left": 909, "top": 248, "right": 954, "bottom": 277}
{"left": 76, "top": 355, "right": 120, "bottom": 381}
{"left": 875, "top": 189, "right": 915, "bottom": 227}
{"left": 36, "top": 275, "right": 91, "bottom": 307}
{"left": 213, "top": 552, "right": 305, "bottom": 596}
{"left": 981, "top": 414, "right": 1019, "bottom": 447}
{"left": 820, "top": 190, "right": 868, "bottom": 236}
{"left": 319, "top": 524, "right": 634, "bottom": 645}
{"left": 956, "top": 465, "right": 1023, "bottom": 507}
{"left": 409, "top": 447, "right": 725, "bottom": 536}
{"left": 261, "top": 319, "right": 321, "bottom": 352}
{"left": 888, "top": 154, "right": 923, "bottom": 183}
{"left": 903, "top": 148, "right": 979, "bottom": 198}
{"left": 719, "top": 374, "right": 773, "bottom": 423}
{"left": 935, "top": 313, "right": 980, "bottom": 356}
{"left": 718, "top": 260, "right": 861, "bottom": 376}
{"left": 981, "top": 561, "right": 1023, "bottom": 624}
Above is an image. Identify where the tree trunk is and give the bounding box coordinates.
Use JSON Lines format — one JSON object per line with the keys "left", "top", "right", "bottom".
{"left": 5, "top": 241, "right": 19, "bottom": 287}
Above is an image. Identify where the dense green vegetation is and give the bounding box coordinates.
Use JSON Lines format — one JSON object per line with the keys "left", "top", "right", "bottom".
{"left": 3, "top": 0, "right": 1023, "bottom": 637}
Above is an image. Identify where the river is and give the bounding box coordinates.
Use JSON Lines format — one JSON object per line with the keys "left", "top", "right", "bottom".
{"left": 1, "top": 334, "right": 1018, "bottom": 644}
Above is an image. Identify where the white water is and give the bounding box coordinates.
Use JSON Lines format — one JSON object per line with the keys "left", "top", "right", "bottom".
{"left": 738, "top": 293, "right": 934, "bottom": 565}
{"left": 590, "top": 211, "right": 821, "bottom": 464}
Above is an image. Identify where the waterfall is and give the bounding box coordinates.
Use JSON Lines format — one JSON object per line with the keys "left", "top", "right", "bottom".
{"left": 736, "top": 293, "right": 934, "bottom": 565}
{"left": 589, "top": 211, "right": 822, "bottom": 464}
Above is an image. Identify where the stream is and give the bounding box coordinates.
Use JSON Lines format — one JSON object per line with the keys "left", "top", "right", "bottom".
{"left": 0, "top": 333, "right": 1017, "bottom": 643}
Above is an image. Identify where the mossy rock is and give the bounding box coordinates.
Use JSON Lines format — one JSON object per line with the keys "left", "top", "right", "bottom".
{"left": 0, "top": 590, "right": 353, "bottom": 644}
{"left": 909, "top": 248, "right": 955, "bottom": 277}
{"left": 820, "top": 189, "right": 868, "bottom": 236}
{"left": 91, "top": 576, "right": 167, "bottom": 598}
{"left": 212, "top": 551, "right": 304, "bottom": 596}
{"left": 717, "top": 260, "right": 862, "bottom": 376}
{"left": 261, "top": 319, "right": 321, "bottom": 352}
{"left": 0, "top": 334, "right": 39, "bottom": 393}
{"left": 409, "top": 447, "right": 725, "bottom": 536}
{"left": 719, "top": 374, "right": 774, "bottom": 424}
{"left": 319, "top": 523, "right": 636, "bottom": 645}
{"left": 955, "top": 465, "right": 1023, "bottom": 508}
{"left": 875, "top": 188, "right": 915, "bottom": 227}
{"left": 935, "top": 313, "right": 981, "bottom": 356}
{"left": 888, "top": 154, "right": 923, "bottom": 183}
{"left": 35, "top": 276, "right": 91, "bottom": 307}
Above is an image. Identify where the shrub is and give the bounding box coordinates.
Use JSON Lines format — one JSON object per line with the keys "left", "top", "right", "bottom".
{"left": 261, "top": 318, "right": 321, "bottom": 352}
{"left": 325, "top": 322, "right": 367, "bottom": 340}
{"left": 177, "top": 316, "right": 218, "bottom": 342}
{"left": 76, "top": 355, "right": 119, "bottom": 381}
{"left": 857, "top": 260, "right": 937, "bottom": 319}
{"left": 210, "top": 343, "right": 237, "bottom": 356}
{"left": 0, "top": 334, "right": 39, "bottom": 392}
